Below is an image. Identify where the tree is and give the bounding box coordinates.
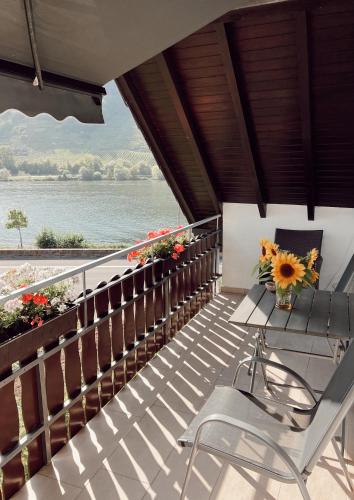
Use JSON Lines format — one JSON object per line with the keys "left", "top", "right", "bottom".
{"left": 136, "top": 161, "right": 151, "bottom": 176}
{"left": 79, "top": 165, "right": 95, "bottom": 180}
{"left": 114, "top": 165, "right": 131, "bottom": 181}
{"left": 5, "top": 209, "right": 28, "bottom": 248}
{"left": 0, "top": 147, "right": 17, "bottom": 176}
{"left": 0, "top": 168, "right": 10, "bottom": 181}
{"left": 93, "top": 171, "right": 102, "bottom": 180}
{"left": 151, "top": 165, "right": 164, "bottom": 180}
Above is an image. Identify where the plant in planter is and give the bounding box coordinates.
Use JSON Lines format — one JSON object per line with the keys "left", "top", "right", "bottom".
{"left": 0, "top": 263, "right": 78, "bottom": 342}
{"left": 253, "top": 240, "right": 319, "bottom": 310}
{"left": 127, "top": 226, "right": 189, "bottom": 265}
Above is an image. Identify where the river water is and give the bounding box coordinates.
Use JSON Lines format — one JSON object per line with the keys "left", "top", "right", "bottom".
{"left": 0, "top": 180, "right": 186, "bottom": 246}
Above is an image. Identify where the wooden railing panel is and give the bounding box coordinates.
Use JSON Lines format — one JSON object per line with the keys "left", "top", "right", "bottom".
{"left": 135, "top": 265, "right": 147, "bottom": 370}
{"left": 43, "top": 339, "right": 67, "bottom": 456}
{"left": 0, "top": 364, "right": 24, "bottom": 499}
{"left": 20, "top": 357, "right": 45, "bottom": 478}
{"left": 122, "top": 270, "right": 136, "bottom": 381}
{"left": 79, "top": 291, "right": 100, "bottom": 421}
{"left": 64, "top": 332, "right": 85, "bottom": 438}
{"left": 95, "top": 283, "right": 113, "bottom": 406}
{"left": 154, "top": 261, "right": 164, "bottom": 323}
{"left": 109, "top": 276, "right": 125, "bottom": 393}
{"left": 145, "top": 263, "right": 156, "bottom": 360}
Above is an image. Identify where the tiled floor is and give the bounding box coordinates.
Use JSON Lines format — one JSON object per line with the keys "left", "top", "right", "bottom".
{"left": 13, "top": 293, "right": 354, "bottom": 499}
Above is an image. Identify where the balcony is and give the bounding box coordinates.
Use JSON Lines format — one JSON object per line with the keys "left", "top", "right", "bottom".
{"left": 7, "top": 291, "right": 354, "bottom": 500}
{"left": 0, "top": 216, "right": 353, "bottom": 499}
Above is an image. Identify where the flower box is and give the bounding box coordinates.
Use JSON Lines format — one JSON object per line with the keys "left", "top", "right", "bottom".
{"left": 127, "top": 226, "right": 188, "bottom": 267}
{"left": 0, "top": 263, "right": 78, "bottom": 350}
{"left": 0, "top": 306, "right": 78, "bottom": 367}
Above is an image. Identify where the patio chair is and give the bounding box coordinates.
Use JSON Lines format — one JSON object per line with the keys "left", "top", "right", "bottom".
{"left": 178, "top": 340, "right": 354, "bottom": 500}
{"left": 275, "top": 228, "right": 323, "bottom": 287}
{"left": 259, "top": 229, "right": 323, "bottom": 287}
{"left": 335, "top": 253, "right": 354, "bottom": 292}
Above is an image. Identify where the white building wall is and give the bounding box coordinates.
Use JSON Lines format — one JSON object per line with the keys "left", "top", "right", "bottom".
{"left": 222, "top": 203, "right": 354, "bottom": 291}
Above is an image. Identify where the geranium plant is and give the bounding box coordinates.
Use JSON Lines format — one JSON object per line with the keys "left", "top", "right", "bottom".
{"left": 0, "top": 263, "right": 77, "bottom": 340}
{"left": 127, "top": 226, "right": 189, "bottom": 264}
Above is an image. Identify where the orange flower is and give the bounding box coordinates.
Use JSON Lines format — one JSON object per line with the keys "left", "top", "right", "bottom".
{"left": 310, "top": 269, "right": 319, "bottom": 284}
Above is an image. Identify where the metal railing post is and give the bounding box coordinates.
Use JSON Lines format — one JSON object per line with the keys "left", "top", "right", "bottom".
{"left": 215, "top": 218, "right": 221, "bottom": 293}
{"left": 82, "top": 271, "right": 88, "bottom": 329}
{"left": 37, "top": 359, "right": 52, "bottom": 464}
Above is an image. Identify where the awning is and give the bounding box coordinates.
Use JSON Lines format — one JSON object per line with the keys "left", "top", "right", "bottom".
{"left": 0, "top": 0, "right": 281, "bottom": 123}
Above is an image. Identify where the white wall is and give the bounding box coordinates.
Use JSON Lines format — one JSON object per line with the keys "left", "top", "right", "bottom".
{"left": 223, "top": 203, "right": 354, "bottom": 291}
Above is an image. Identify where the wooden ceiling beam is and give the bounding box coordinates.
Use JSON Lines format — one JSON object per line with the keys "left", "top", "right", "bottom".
{"left": 296, "top": 10, "right": 315, "bottom": 221}
{"left": 155, "top": 52, "right": 221, "bottom": 215}
{"left": 116, "top": 74, "right": 195, "bottom": 223}
{"left": 216, "top": 22, "right": 267, "bottom": 218}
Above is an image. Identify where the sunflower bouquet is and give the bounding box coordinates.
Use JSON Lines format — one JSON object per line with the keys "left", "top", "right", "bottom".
{"left": 254, "top": 239, "right": 319, "bottom": 308}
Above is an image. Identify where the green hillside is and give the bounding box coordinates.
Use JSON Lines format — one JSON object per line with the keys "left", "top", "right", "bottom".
{"left": 0, "top": 81, "right": 151, "bottom": 163}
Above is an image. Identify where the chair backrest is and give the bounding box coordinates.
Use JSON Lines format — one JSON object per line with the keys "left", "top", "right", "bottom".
{"left": 274, "top": 229, "right": 323, "bottom": 256}
{"left": 335, "top": 254, "right": 354, "bottom": 292}
{"left": 300, "top": 340, "right": 354, "bottom": 474}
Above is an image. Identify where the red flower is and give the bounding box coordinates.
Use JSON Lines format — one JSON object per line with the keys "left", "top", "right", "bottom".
{"left": 147, "top": 230, "right": 159, "bottom": 239}
{"left": 22, "top": 293, "right": 34, "bottom": 304}
{"left": 128, "top": 249, "right": 141, "bottom": 262}
{"left": 172, "top": 252, "right": 179, "bottom": 260}
{"left": 158, "top": 228, "right": 172, "bottom": 235}
{"left": 33, "top": 293, "right": 48, "bottom": 305}
{"left": 174, "top": 244, "right": 185, "bottom": 254}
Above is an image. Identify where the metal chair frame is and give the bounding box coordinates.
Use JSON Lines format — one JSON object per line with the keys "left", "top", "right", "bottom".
{"left": 180, "top": 354, "right": 354, "bottom": 500}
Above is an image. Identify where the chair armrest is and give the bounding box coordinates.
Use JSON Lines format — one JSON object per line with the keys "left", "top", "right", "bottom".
{"left": 194, "top": 412, "right": 302, "bottom": 481}
{"left": 233, "top": 356, "right": 317, "bottom": 405}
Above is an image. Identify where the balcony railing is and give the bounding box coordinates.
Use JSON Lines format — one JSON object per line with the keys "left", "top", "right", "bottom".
{"left": 0, "top": 215, "right": 221, "bottom": 499}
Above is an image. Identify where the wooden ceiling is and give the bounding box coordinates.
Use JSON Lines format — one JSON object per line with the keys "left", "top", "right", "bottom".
{"left": 117, "top": 0, "right": 354, "bottom": 222}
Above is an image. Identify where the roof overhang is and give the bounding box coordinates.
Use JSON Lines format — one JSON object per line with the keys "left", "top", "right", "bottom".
{"left": 117, "top": 0, "right": 354, "bottom": 221}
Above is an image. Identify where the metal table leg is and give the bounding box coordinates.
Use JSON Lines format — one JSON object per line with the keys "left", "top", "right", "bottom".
{"left": 249, "top": 330, "right": 269, "bottom": 393}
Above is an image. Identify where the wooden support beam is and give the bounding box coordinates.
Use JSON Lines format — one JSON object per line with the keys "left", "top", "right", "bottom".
{"left": 116, "top": 75, "right": 195, "bottom": 223}
{"left": 296, "top": 10, "right": 315, "bottom": 221}
{"left": 155, "top": 52, "right": 221, "bottom": 215}
{"left": 216, "top": 22, "right": 266, "bottom": 218}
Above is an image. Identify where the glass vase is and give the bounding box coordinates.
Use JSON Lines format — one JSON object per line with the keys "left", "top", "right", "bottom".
{"left": 275, "top": 286, "right": 292, "bottom": 310}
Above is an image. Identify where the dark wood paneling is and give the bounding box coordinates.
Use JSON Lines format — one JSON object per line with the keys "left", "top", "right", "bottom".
{"left": 95, "top": 284, "right": 113, "bottom": 406}
{"left": 117, "top": 1, "right": 354, "bottom": 215}
{"left": 0, "top": 363, "right": 25, "bottom": 499}
{"left": 43, "top": 339, "right": 67, "bottom": 456}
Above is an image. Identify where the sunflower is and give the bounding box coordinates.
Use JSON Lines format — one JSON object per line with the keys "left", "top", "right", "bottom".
{"left": 266, "top": 242, "right": 279, "bottom": 260}
{"left": 271, "top": 252, "right": 306, "bottom": 289}
{"left": 307, "top": 248, "right": 318, "bottom": 269}
{"left": 259, "top": 239, "right": 271, "bottom": 263}
{"left": 310, "top": 269, "right": 319, "bottom": 284}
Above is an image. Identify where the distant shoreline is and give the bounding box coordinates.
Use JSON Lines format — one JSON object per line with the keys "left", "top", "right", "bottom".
{"left": 0, "top": 176, "right": 165, "bottom": 182}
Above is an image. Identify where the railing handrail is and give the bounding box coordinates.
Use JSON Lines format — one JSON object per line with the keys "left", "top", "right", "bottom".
{"left": 0, "top": 214, "right": 221, "bottom": 304}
